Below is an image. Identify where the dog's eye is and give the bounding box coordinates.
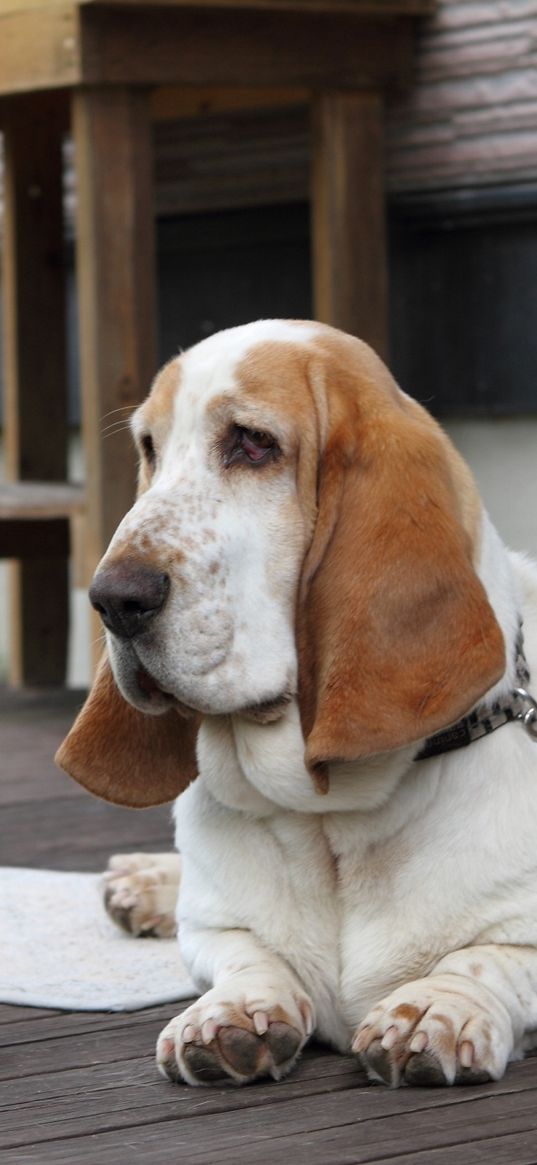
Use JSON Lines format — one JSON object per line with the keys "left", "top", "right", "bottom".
{"left": 239, "top": 428, "right": 277, "bottom": 463}
{"left": 223, "top": 426, "right": 279, "bottom": 468}
{"left": 140, "top": 433, "right": 156, "bottom": 470}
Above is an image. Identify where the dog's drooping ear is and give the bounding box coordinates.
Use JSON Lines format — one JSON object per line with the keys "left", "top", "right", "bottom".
{"left": 55, "top": 656, "right": 199, "bottom": 808}
{"left": 298, "top": 337, "right": 506, "bottom": 785}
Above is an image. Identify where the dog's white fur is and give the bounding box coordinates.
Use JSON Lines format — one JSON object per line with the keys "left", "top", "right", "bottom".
{"left": 62, "top": 321, "right": 537, "bottom": 1088}
{"left": 164, "top": 543, "right": 537, "bottom": 1084}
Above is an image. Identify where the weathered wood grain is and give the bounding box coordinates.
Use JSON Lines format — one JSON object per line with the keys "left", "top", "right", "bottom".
{"left": 0, "top": 6, "right": 79, "bottom": 97}
{"left": 0, "top": 484, "right": 84, "bottom": 522}
{"left": 312, "top": 91, "right": 387, "bottom": 355}
{"left": 79, "top": 8, "right": 414, "bottom": 91}
{"left": 0, "top": 0, "right": 432, "bottom": 13}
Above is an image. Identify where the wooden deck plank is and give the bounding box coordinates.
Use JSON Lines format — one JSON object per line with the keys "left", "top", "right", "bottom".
{"left": 0, "top": 795, "right": 173, "bottom": 870}
{"left": 0, "top": 687, "right": 85, "bottom": 804}
{"left": 0, "top": 1051, "right": 367, "bottom": 1148}
{"left": 378, "top": 1134, "right": 537, "bottom": 1165}
{"left": 4, "top": 1050, "right": 537, "bottom": 1140}
{"left": 5, "top": 1086, "right": 537, "bottom": 1163}
{"left": 3, "top": 688, "right": 537, "bottom": 1164}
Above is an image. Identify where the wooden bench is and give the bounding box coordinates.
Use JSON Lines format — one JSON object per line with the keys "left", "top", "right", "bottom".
{"left": 0, "top": 483, "right": 85, "bottom": 685}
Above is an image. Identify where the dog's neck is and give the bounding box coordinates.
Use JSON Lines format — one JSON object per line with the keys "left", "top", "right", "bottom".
{"left": 197, "top": 702, "right": 417, "bottom": 817}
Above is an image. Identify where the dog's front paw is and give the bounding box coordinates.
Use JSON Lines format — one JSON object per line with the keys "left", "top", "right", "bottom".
{"left": 353, "top": 977, "right": 513, "bottom": 1087}
{"left": 157, "top": 984, "right": 314, "bottom": 1086}
{"left": 102, "top": 852, "right": 181, "bottom": 938}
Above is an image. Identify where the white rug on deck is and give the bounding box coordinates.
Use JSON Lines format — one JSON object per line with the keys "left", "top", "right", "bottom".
{"left": 0, "top": 867, "right": 196, "bottom": 1011}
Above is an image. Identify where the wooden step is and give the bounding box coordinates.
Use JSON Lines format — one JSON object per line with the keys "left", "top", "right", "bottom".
{"left": 0, "top": 482, "right": 85, "bottom": 559}
{"left": 0, "top": 481, "right": 85, "bottom": 521}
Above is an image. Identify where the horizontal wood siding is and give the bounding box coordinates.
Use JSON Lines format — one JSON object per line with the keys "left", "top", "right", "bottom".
{"left": 154, "top": 106, "right": 310, "bottom": 216}
{"left": 387, "top": 0, "right": 537, "bottom": 191}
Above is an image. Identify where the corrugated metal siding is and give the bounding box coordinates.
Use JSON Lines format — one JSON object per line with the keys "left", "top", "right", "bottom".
{"left": 386, "top": 0, "right": 537, "bottom": 192}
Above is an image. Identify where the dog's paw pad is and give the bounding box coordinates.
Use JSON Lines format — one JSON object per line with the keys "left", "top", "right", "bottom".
{"left": 266, "top": 1021, "right": 304, "bottom": 1067}
{"left": 183, "top": 1044, "right": 230, "bottom": 1084}
{"left": 403, "top": 1050, "right": 448, "bottom": 1087}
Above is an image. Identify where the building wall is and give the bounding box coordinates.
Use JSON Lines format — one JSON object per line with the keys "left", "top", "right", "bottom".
{"left": 387, "top": 0, "right": 537, "bottom": 193}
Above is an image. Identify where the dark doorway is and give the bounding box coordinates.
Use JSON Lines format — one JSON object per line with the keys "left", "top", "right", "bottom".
{"left": 157, "top": 202, "right": 312, "bottom": 361}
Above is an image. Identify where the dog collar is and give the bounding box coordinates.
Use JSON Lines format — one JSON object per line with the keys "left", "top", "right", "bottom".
{"left": 416, "top": 627, "right": 537, "bottom": 761}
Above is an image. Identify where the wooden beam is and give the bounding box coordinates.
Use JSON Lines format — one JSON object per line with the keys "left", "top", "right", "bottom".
{"left": 72, "top": 86, "right": 157, "bottom": 579}
{"left": 80, "top": 9, "right": 414, "bottom": 91}
{"left": 0, "top": 482, "right": 84, "bottom": 521}
{"left": 0, "top": 0, "right": 433, "bottom": 12}
{"left": 78, "top": 0, "right": 433, "bottom": 11}
{"left": 0, "top": 5, "right": 79, "bottom": 97}
{"left": 311, "top": 90, "right": 388, "bottom": 358}
{"left": 2, "top": 95, "right": 70, "bottom": 685}
{"left": 0, "top": 1, "right": 424, "bottom": 97}
{"left": 150, "top": 85, "right": 308, "bottom": 121}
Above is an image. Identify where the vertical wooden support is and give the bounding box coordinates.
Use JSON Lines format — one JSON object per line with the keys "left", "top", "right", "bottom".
{"left": 311, "top": 90, "right": 388, "bottom": 358}
{"left": 2, "top": 95, "right": 70, "bottom": 685}
{"left": 72, "top": 87, "right": 157, "bottom": 595}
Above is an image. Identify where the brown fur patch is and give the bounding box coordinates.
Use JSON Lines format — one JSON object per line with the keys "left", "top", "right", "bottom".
{"left": 142, "top": 357, "right": 182, "bottom": 430}
{"left": 293, "top": 326, "right": 505, "bottom": 771}
{"left": 135, "top": 358, "right": 182, "bottom": 495}
{"left": 392, "top": 1003, "right": 423, "bottom": 1025}
{"left": 55, "top": 655, "right": 199, "bottom": 808}
{"left": 220, "top": 324, "right": 504, "bottom": 774}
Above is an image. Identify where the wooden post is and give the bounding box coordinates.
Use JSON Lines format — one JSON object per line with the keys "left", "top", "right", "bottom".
{"left": 311, "top": 90, "right": 388, "bottom": 358}
{"left": 72, "top": 86, "right": 157, "bottom": 587}
{"left": 2, "top": 95, "right": 70, "bottom": 685}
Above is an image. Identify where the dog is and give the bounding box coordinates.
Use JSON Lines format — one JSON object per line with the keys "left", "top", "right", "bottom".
{"left": 57, "top": 319, "right": 537, "bottom": 1088}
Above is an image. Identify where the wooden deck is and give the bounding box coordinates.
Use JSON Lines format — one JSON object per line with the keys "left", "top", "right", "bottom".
{"left": 3, "top": 688, "right": 537, "bottom": 1164}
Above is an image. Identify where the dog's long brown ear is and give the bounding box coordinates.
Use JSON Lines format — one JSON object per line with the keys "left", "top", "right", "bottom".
{"left": 55, "top": 656, "right": 199, "bottom": 808}
{"left": 298, "top": 336, "right": 505, "bottom": 785}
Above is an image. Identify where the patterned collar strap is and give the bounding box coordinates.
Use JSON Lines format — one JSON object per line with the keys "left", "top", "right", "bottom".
{"left": 416, "top": 626, "right": 537, "bottom": 761}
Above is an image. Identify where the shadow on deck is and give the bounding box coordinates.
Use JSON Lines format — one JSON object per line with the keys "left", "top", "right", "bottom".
{"left": 2, "top": 688, "right": 537, "bottom": 1164}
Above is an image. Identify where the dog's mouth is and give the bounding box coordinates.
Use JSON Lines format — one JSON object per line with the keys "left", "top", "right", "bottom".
{"left": 134, "top": 664, "right": 195, "bottom": 719}
{"left": 239, "top": 691, "right": 292, "bottom": 725}
{"left": 135, "top": 664, "right": 173, "bottom": 701}
{"left": 130, "top": 655, "right": 292, "bottom": 724}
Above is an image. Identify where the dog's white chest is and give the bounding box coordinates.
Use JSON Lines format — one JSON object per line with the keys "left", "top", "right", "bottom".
{"left": 176, "top": 704, "right": 537, "bottom": 1052}
{"left": 176, "top": 776, "right": 429, "bottom": 1046}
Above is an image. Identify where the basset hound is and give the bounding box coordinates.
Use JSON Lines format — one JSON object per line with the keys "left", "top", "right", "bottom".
{"left": 57, "top": 320, "right": 537, "bottom": 1088}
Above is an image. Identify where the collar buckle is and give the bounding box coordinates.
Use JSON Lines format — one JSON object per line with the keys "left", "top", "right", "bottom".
{"left": 514, "top": 688, "right": 537, "bottom": 742}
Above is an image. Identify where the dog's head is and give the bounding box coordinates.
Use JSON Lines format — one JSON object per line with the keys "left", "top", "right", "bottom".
{"left": 56, "top": 321, "right": 505, "bottom": 805}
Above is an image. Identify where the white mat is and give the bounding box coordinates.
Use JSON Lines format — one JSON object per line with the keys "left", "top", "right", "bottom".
{"left": 0, "top": 867, "right": 196, "bottom": 1011}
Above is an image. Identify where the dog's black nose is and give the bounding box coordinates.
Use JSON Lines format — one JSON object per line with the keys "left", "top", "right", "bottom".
{"left": 90, "top": 559, "right": 170, "bottom": 640}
